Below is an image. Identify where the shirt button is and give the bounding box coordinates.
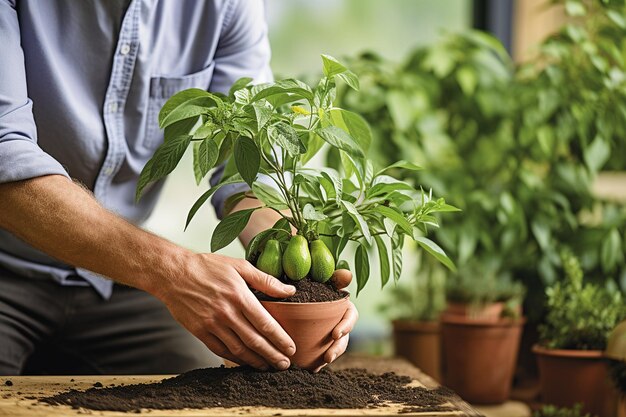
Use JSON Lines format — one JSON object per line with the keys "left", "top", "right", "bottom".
{"left": 120, "top": 43, "right": 131, "bottom": 55}
{"left": 104, "top": 167, "right": 114, "bottom": 176}
{"left": 108, "top": 102, "right": 118, "bottom": 113}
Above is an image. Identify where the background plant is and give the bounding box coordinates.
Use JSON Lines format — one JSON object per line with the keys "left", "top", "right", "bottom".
{"left": 538, "top": 250, "right": 626, "bottom": 350}
{"left": 338, "top": 0, "right": 626, "bottom": 319}
{"left": 136, "top": 55, "right": 457, "bottom": 294}
{"left": 533, "top": 404, "right": 593, "bottom": 417}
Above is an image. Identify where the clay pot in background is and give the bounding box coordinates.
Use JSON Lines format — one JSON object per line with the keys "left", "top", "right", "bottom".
{"left": 442, "top": 302, "right": 504, "bottom": 322}
{"left": 533, "top": 346, "right": 617, "bottom": 417}
{"left": 442, "top": 316, "right": 524, "bottom": 404}
{"left": 392, "top": 320, "right": 441, "bottom": 381}
{"left": 261, "top": 294, "right": 350, "bottom": 371}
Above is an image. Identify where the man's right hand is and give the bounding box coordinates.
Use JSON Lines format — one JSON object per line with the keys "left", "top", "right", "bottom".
{"left": 153, "top": 252, "right": 297, "bottom": 370}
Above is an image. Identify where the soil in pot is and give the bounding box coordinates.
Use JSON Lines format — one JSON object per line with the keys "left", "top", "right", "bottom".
{"left": 533, "top": 346, "right": 618, "bottom": 417}
{"left": 393, "top": 320, "right": 442, "bottom": 382}
{"left": 41, "top": 366, "right": 458, "bottom": 413}
{"left": 442, "top": 316, "right": 524, "bottom": 404}
{"left": 253, "top": 278, "right": 350, "bottom": 370}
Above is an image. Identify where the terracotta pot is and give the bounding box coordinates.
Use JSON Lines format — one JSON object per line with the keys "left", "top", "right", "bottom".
{"left": 442, "top": 302, "right": 504, "bottom": 322}
{"left": 619, "top": 397, "right": 626, "bottom": 417}
{"left": 260, "top": 294, "right": 349, "bottom": 371}
{"left": 392, "top": 320, "right": 441, "bottom": 381}
{"left": 533, "top": 345, "right": 617, "bottom": 417}
{"left": 441, "top": 316, "right": 524, "bottom": 404}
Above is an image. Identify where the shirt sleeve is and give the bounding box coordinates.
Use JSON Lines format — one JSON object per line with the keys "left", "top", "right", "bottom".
{"left": 209, "top": 0, "right": 273, "bottom": 218}
{"left": 0, "top": 0, "right": 70, "bottom": 184}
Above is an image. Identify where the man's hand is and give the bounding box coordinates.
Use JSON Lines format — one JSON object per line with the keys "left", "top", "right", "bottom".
{"left": 155, "top": 253, "right": 297, "bottom": 370}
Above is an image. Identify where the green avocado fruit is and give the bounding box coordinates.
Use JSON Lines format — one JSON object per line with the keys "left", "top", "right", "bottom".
{"left": 310, "top": 239, "right": 335, "bottom": 283}
{"left": 282, "top": 235, "right": 311, "bottom": 281}
{"left": 256, "top": 239, "right": 283, "bottom": 278}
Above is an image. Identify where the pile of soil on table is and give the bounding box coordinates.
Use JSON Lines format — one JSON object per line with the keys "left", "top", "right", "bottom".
{"left": 41, "top": 366, "right": 457, "bottom": 413}
{"left": 254, "top": 277, "right": 346, "bottom": 303}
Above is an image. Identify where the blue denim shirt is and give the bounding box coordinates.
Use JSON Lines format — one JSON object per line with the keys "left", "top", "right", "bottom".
{"left": 0, "top": 0, "right": 272, "bottom": 298}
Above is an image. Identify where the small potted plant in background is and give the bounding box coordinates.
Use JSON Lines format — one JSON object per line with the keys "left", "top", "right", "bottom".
{"left": 534, "top": 250, "right": 625, "bottom": 417}
{"left": 440, "top": 269, "right": 525, "bottom": 404}
{"left": 136, "top": 55, "right": 457, "bottom": 370}
{"left": 442, "top": 263, "right": 525, "bottom": 321}
{"left": 533, "top": 404, "right": 594, "bottom": 417}
{"left": 607, "top": 320, "right": 626, "bottom": 417}
{"left": 380, "top": 252, "right": 447, "bottom": 381}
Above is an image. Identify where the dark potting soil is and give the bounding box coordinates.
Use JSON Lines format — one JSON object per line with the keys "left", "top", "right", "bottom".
{"left": 254, "top": 277, "right": 346, "bottom": 303}
{"left": 41, "top": 366, "right": 456, "bottom": 412}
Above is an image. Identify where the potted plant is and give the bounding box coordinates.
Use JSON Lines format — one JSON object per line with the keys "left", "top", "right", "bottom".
{"left": 440, "top": 271, "right": 526, "bottom": 404}
{"left": 135, "top": 55, "right": 457, "bottom": 370}
{"left": 534, "top": 250, "right": 625, "bottom": 417}
{"left": 533, "top": 404, "right": 594, "bottom": 417}
{"left": 380, "top": 252, "right": 447, "bottom": 381}
{"left": 443, "top": 264, "right": 525, "bottom": 321}
{"left": 606, "top": 320, "right": 626, "bottom": 417}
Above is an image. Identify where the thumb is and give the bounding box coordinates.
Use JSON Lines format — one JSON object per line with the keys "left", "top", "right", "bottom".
{"left": 240, "top": 261, "right": 296, "bottom": 298}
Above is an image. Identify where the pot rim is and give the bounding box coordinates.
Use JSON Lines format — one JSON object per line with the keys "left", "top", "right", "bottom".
{"left": 441, "top": 315, "right": 526, "bottom": 327}
{"left": 532, "top": 344, "right": 605, "bottom": 358}
{"left": 392, "top": 319, "right": 440, "bottom": 332}
{"left": 259, "top": 290, "right": 350, "bottom": 306}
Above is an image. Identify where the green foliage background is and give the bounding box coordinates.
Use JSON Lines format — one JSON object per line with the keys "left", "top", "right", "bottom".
{"left": 337, "top": 0, "right": 626, "bottom": 322}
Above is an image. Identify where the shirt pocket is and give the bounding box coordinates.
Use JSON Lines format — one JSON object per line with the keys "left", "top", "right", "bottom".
{"left": 143, "top": 62, "right": 216, "bottom": 148}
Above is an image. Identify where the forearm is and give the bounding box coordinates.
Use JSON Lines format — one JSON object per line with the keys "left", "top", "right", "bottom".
{"left": 0, "top": 175, "right": 190, "bottom": 296}
{"left": 231, "top": 198, "right": 290, "bottom": 248}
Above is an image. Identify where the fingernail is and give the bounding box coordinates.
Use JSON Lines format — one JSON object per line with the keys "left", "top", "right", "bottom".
{"left": 336, "top": 331, "right": 343, "bottom": 340}
{"left": 330, "top": 354, "right": 337, "bottom": 363}
{"left": 277, "top": 360, "right": 290, "bottom": 370}
{"left": 287, "top": 345, "right": 296, "bottom": 356}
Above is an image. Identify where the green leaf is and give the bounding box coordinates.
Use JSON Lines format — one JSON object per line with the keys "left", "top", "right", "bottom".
{"left": 229, "top": 77, "right": 253, "bottom": 98}
{"left": 375, "top": 160, "right": 422, "bottom": 176}
{"left": 268, "top": 123, "right": 305, "bottom": 157}
{"left": 565, "top": 0, "right": 585, "bottom": 16}
{"left": 192, "top": 141, "right": 204, "bottom": 185}
{"left": 601, "top": 228, "right": 623, "bottom": 272}
{"left": 321, "top": 54, "right": 348, "bottom": 77}
{"left": 185, "top": 175, "right": 244, "bottom": 229}
{"left": 414, "top": 236, "right": 457, "bottom": 272}
{"left": 251, "top": 79, "right": 314, "bottom": 103}
{"left": 300, "top": 132, "right": 325, "bottom": 164}
{"left": 193, "top": 122, "right": 213, "bottom": 140}
{"left": 159, "top": 89, "right": 211, "bottom": 125}
{"left": 196, "top": 136, "right": 219, "bottom": 179}
{"left": 135, "top": 135, "right": 191, "bottom": 201}
{"left": 252, "top": 182, "right": 288, "bottom": 210}
{"left": 245, "top": 229, "right": 275, "bottom": 262}
{"left": 223, "top": 191, "right": 248, "bottom": 215}
{"left": 252, "top": 102, "right": 273, "bottom": 131}
{"left": 320, "top": 170, "right": 342, "bottom": 205}
{"left": 159, "top": 90, "right": 221, "bottom": 128}
{"left": 211, "top": 208, "right": 256, "bottom": 252}
{"left": 234, "top": 136, "right": 260, "bottom": 187}
{"left": 341, "top": 200, "right": 372, "bottom": 243}
{"left": 337, "top": 70, "right": 360, "bottom": 91}
{"left": 391, "top": 234, "right": 404, "bottom": 283}
{"left": 303, "top": 203, "right": 327, "bottom": 221}
{"left": 329, "top": 109, "right": 371, "bottom": 154}
{"left": 583, "top": 135, "right": 610, "bottom": 173}
{"left": 374, "top": 235, "right": 391, "bottom": 289}
{"left": 316, "top": 126, "right": 364, "bottom": 158}
{"left": 355, "top": 243, "right": 370, "bottom": 295}
{"left": 373, "top": 206, "right": 413, "bottom": 235}
{"left": 164, "top": 116, "right": 203, "bottom": 142}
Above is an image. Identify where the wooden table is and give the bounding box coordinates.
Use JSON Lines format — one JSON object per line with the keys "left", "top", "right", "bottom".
{"left": 0, "top": 356, "right": 483, "bottom": 417}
